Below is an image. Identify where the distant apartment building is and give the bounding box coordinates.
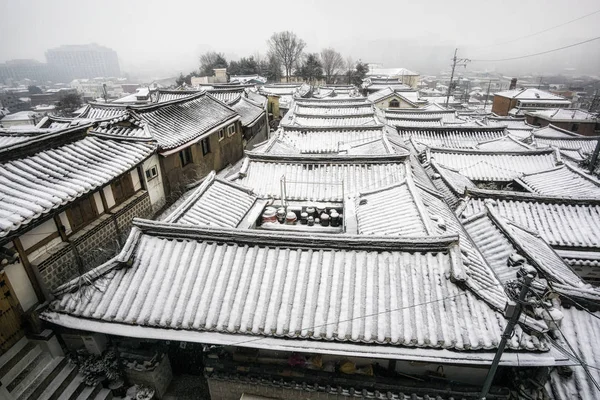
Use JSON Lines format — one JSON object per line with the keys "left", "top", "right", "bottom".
{"left": 0, "top": 59, "right": 55, "bottom": 83}
{"left": 491, "top": 88, "right": 571, "bottom": 116}
{"left": 46, "top": 44, "right": 120, "bottom": 81}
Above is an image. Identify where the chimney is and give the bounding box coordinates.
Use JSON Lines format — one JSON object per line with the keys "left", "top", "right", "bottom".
{"left": 509, "top": 78, "right": 517, "bottom": 90}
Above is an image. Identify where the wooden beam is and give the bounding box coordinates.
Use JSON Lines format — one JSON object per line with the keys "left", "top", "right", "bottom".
{"left": 12, "top": 238, "right": 46, "bottom": 303}
{"left": 53, "top": 215, "right": 68, "bottom": 242}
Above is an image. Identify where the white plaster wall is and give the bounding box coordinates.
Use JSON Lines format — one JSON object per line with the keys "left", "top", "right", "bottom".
{"left": 143, "top": 155, "right": 166, "bottom": 211}
{"left": 59, "top": 211, "right": 71, "bottom": 234}
{"left": 4, "top": 262, "right": 37, "bottom": 311}
{"left": 20, "top": 219, "right": 57, "bottom": 251}
{"left": 103, "top": 186, "right": 116, "bottom": 208}
{"left": 93, "top": 192, "right": 104, "bottom": 214}
{"left": 131, "top": 169, "right": 142, "bottom": 191}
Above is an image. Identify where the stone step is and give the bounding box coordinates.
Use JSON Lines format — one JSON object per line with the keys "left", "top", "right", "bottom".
{"left": 0, "top": 336, "right": 29, "bottom": 374}
{"left": 14, "top": 356, "right": 67, "bottom": 400}
{"left": 60, "top": 374, "right": 88, "bottom": 400}
{"left": 37, "top": 361, "right": 79, "bottom": 400}
{"left": 5, "top": 350, "right": 50, "bottom": 392}
{"left": 76, "top": 384, "right": 102, "bottom": 400}
{"left": 95, "top": 388, "right": 113, "bottom": 400}
{"left": 1, "top": 344, "right": 42, "bottom": 388}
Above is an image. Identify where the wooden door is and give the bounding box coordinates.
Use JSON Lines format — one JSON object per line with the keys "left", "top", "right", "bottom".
{"left": 0, "top": 271, "right": 25, "bottom": 355}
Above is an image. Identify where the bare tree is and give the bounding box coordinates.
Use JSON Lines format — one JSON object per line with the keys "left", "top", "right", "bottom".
{"left": 199, "top": 51, "right": 228, "bottom": 76}
{"left": 345, "top": 56, "right": 355, "bottom": 84}
{"left": 267, "top": 31, "right": 306, "bottom": 82}
{"left": 321, "top": 48, "right": 345, "bottom": 84}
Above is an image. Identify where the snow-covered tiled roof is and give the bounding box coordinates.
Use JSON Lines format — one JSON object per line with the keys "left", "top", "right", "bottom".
{"left": 531, "top": 124, "right": 580, "bottom": 138}
{"left": 399, "top": 126, "right": 507, "bottom": 152}
{"left": 367, "top": 67, "right": 419, "bottom": 77}
{"left": 385, "top": 110, "right": 465, "bottom": 124}
{"left": 475, "top": 136, "right": 534, "bottom": 151}
{"left": 0, "top": 127, "right": 57, "bottom": 150}
{"left": 459, "top": 190, "right": 600, "bottom": 253}
{"left": 463, "top": 206, "right": 588, "bottom": 289}
{"left": 90, "top": 111, "right": 153, "bottom": 140}
{"left": 494, "top": 88, "right": 569, "bottom": 101}
{"left": 235, "top": 153, "right": 408, "bottom": 202}
{"left": 525, "top": 108, "right": 598, "bottom": 122}
{"left": 283, "top": 114, "right": 381, "bottom": 128}
{"left": 134, "top": 92, "right": 239, "bottom": 151}
{"left": 516, "top": 165, "right": 600, "bottom": 198}
{"left": 230, "top": 97, "right": 265, "bottom": 127}
{"left": 385, "top": 117, "right": 443, "bottom": 127}
{"left": 294, "top": 103, "right": 375, "bottom": 116}
{"left": 367, "top": 88, "right": 422, "bottom": 105}
{"left": 44, "top": 219, "right": 546, "bottom": 352}
{"left": 294, "top": 97, "right": 369, "bottom": 106}
{"left": 206, "top": 88, "right": 245, "bottom": 105}
{"left": 428, "top": 148, "right": 561, "bottom": 182}
{"left": 258, "top": 127, "right": 396, "bottom": 155}
{"left": 77, "top": 103, "right": 128, "bottom": 120}
{"left": 485, "top": 117, "right": 534, "bottom": 130}
{"left": 0, "top": 125, "right": 156, "bottom": 238}
{"left": 427, "top": 161, "right": 477, "bottom": 209}
{"left": 154, "top": 89, "right": 199, "bottom": 103}
{"left": 164, "top": 171, "right": 258, "bottom": 228}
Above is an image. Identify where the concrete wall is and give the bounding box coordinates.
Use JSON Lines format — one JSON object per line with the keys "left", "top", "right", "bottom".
{"left": 161, "top": 122, "right": 244, "bottom": 200}
{"left": 3, "top": 260, "right": 37, "bottom": 312}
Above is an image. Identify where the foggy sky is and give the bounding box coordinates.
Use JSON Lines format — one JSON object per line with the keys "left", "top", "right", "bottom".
{"left": 1, "top": 0, "right": 599, "bottom": 79}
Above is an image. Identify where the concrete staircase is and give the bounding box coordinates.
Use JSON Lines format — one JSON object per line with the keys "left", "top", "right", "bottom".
{"left": 0, "top": 336, "right": 112, "bottom": 400}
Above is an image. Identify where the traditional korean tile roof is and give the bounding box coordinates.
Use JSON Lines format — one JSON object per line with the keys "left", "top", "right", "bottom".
{"left": 364, "top": 82, "right": 413, "bottom": 93}
{"left": 164, "top": 171, "right": 258, "bottom": 228}
{"left": 44, "top": 219, "right": 547, "bottom": 352}
{"left": 532, "top": 124, "right": 580, "bottom": 138}
{"left": 0, "top": 125, "right": 156, "bottom": 239}
{"left": 259, "top": 84, "right": 304, "bottom": 96}
{"left": 399, "top": 126, "right": 507, "bottom": 152}
{"left": 246, "top": 91, "right": 267, "bottom": 108}
{"left": 154, "top": 89, "right": 199, "bottom": 103}
{"left": 230, "top": 97, "right": 265, "bottom": 127}
{"left": 385, "top": 109, "right": 465, "bottom": 124}
{"left": 458, "top": 190, "right": 600, "bottom": 266}
{"left": 516, "top": 165, "right": 600, "bottom": 198}
{"left": 133, "top": 92, "right": 239, "bottom": 151}
{"left": 259, "top": 127, "right": 392, "bottom": 155}
{"left": 386, "top": 117, "right": 443, "bottom": 127}
{"left": 548, "top": 307, "right": 600, "bottom": 400}
{"left": 485, "top": 117, "right": 534, "bottom": 130}
{"left": 475, "top": 136, "right": 534, "bottom": 151}
{"left": 77, "top": 103, "right": 128, "bottom": 120}
{"left": 494, "top": 88, "right": 570, "bottom": 102}
{"left": 532, "top": 126, "right": 600, "bottom": 156}
{"left": 283, "top": 114, "right": 381, "bottom": 128}
{"left": 463, "top": 206, "right": 589, "bottom": 289}
{"left": 235, "top": 153, "right": 408, "bottom": 202}
{"left": 426, "top": 161, "right": 477, "bottom": 209}
{"left": 89, "top": 111, "right": 153, "bottom": 141}
{"left": 294, "top": 98, "right": 369, "bottom": 106}
{"left": 525, "top": 108, "right": 598, "bottom": 122}
{"left": 206, "top": 88, "right": 246, "bottom": 105}
{"left": 0, "top": 127, "right": 57, "bottom": 150}
{"left": 293, "top": 103, "right": 375, "bottom": 116}
{"left": 427, "top": 148, "right": 561, "bottom": 182}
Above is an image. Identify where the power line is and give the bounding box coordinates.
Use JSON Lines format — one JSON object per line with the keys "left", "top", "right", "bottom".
{"left": 468, "top": 8, "right": 600, "bottom": 50}
{"left": 230, "top": 281, "right": 504, "bottom": 347}
{"left": 470, "top": 36, "right": 600, "bottom": 62}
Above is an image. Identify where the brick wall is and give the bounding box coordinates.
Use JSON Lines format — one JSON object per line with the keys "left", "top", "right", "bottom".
{"left": 491, "top": 96, "right": 515, "bottom": 116}
{"left": 35, "top": 191, "right": 151, "bottom": 291}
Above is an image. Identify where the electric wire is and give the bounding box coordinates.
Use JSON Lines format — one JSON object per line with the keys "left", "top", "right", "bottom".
{"left": 470, "top": 36, "right": 600, "bottom": 62}
{"left": 467, "top": 8, "right": 600, "bottom": 50}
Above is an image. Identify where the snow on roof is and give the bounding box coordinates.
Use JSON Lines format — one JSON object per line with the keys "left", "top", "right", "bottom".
{"left": 134, "top": 92, "right": 239, "bottom": 151}
{"left": 533, "top": 133, "right": 599, "bottom": 155}
{"left": 459, "top": 190, "right": 600, "bottom": 262}
{"left": 230, "top": 97, "right": 265, "bottom": 127}
{"left": 43, "top": 219, "right": 546, "bottom": 352}
{"left": 367, "top": 67, "right": 419, "bottom": 77}
{"left": 163, "top": 171, "right": 259, "bottom": 228}
{"left": 0, "top": 127, "right": 57, "bottom": 150}
{"left": 154, "top": 89, "right": 199, "bottom": 103}
{"left": 463, "top": 205, "right": 590, "bottom": 289}
{"left": 283, "top": 114, "right": 381, "bottom": 128}
{"left": 367, "top": 88, "right": 420, "bottom": 104}
{"left": 0, "top": 125, "right": 156, "bottom": 238}
{"left": 475, "top": 135, "right": 534, "bottom": 151}
{"left": 89, "top": 111, "right": 153, "bottom": 141}
{"left": 428, "top": 148, "right": 561, "bottom": 182}
{"left": 78, "top": 103, "right": 128, "bottom": 120}
{"left": 532, "top": 124, "right": 581, "bottom": 139}
{"left": 516, "top": 165, "right": 600, "bottom": 198}
{"left": 294, "top": 103, "right": 375, "bottom": 116}
{"left": 494, "top": 88, "right": 569, "bottom": 101}
{"left": 485, "top": 117, "right": 534, "bottom": 130}
{"left": 294, "top": 97, "right": 369, "bottom": 106}
{"left": 235, "top": 153, "right": 408, "bottom": 202}
{"left": 259, "top": 84, "right": 303, "bottom": 96}
{"left": 246, "top": 90, "right": 267, "bottom": 108}
{"left": 427, "top": 161, "right": 477, "bottom": 209}
{"left": 525, "top": 108, "right": 598, "bottom": 122}
{"left": 398, "top": 126, "right": 507, "bottom": 152}
{"left": 258, "top": 127, "right": 397, "bottom": 155}
{"left": 385, "top": 109, "right": 464, "bottom": 124}
{"left": 206, "top": 88, "right": 245, "bottom": 105}
{"left": 385, "top": 117, "right": 443, "bottom": 128}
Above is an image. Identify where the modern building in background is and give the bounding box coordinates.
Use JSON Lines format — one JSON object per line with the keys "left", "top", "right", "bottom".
{"left": 0, "top": 43, "right": 120, "bottom": 84}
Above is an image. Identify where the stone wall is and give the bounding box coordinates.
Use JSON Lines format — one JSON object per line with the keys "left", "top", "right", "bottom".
{"left": 35, "top": 191, "right": 151, "bottom": 291}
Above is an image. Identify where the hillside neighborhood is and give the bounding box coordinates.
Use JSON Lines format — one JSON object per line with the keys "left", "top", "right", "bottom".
{"left": 1, "top": 21, "right": 600, "bottom": 400}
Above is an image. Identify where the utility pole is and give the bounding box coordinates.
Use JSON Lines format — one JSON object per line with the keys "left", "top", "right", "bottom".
{"left": 445, "top": 48, "right": 470, "bottom": 107}
{"left": 537, "top": 76, "right": 543, "bottom": 89}
{"left": 480, "top": 267, "right": 537, "bottom": 400}
{"left": 483, "top": 80, "right": 492, "bottom": 111}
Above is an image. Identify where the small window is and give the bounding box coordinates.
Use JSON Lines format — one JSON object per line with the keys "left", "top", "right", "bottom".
{"left": 389, "top": 99, "right": 400, "bottom": 108}
{"left": 572, "top": 123, "right": 579, "bottom": 132}
{"left": 201, "top": 138, "right": 211, "bottom": 155}
{"left": 111, "top": 174, "right": 135, "bottom": 205}
{"left": 218, "top": 129, "right": 225, "bottom": 141}
{"left": 145, "top": 165, "right": 158, "bottom": 181}
{"left": 227, "top": 124, "right": 235, "bottom": 137}
{"left": 179, "top": 147, "right": 193, "bottom": 166}
{"left": 67, "top": 195, "right": 98, "bottom": 232}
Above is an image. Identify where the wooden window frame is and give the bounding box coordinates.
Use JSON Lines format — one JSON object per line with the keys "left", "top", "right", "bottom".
{"left": 179, "top": 147, "right": 193, "bottom": 167}
{"left": 145, "top": 165, "right": 158, "bottom": 181}
{"left": 65, "top": 194, "right": 99, "bottom": 234}
{"left": 201, "top": 138, "right": 211, "bottom": 156}
{"left": 218, "top": 129, "right": 225, "bottom": 141}
{"left": 111, "top": 173, "right": 136, "bottom": 206}
{"left": 227, "top": 124, "right": 235, "bottom": 137}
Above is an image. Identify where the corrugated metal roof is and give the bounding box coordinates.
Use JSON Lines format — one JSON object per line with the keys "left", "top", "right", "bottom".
{"left": 135, "top": 93, "right": 238, "bottom": 151}
{"left": 164, "top": 171, "right": 257, "bottom": 228}
{"left": 0, "top": 128, "right": 155, "bottom": 238}
{"left": 236, "top": 154, "right": 408, "bottom": 202}
{"left": 45, "top": 220, "right": 546, "bottom": 351}
{"left": 429, "top": 148, "right": 560, "bottom": 181}
{"left": 516, "top": 165, "right": 600, "bottom": 198}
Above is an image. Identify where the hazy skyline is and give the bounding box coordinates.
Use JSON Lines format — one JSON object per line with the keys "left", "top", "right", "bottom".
{"left": 1, "top": 0, "right": 599, "bottom": 79}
